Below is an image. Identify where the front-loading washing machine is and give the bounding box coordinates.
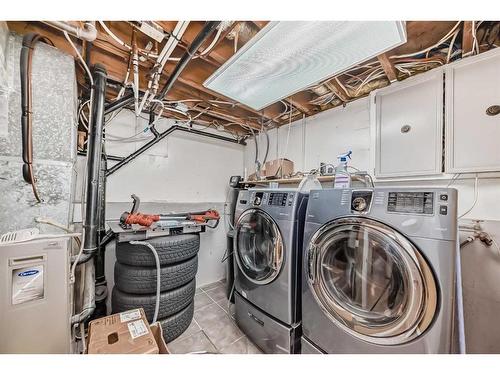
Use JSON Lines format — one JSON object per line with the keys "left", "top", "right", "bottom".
{"left": 301, "top": 187, "right": 461, "bottom": 353}
{"left": 233, "top": 188, "right": 308, "bottom": 354}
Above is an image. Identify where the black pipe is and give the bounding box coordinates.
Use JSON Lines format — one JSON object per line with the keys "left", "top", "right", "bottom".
{"left": 104, "top": 92, "right": 135, "bottom": 115}
{"left": 82, "top": 64, "right": 107, "bottom": 257}
{"left": 174, "top": 126, "right": 246, "bottom": 144}
{"left": 150, "top": 21, "right": 220, "bottom": 113}
{"left": 78, "top": 150, "right": 123, "bottom": 162}
{"left": 106, "top": 125, "right": 244, "bottom": 177}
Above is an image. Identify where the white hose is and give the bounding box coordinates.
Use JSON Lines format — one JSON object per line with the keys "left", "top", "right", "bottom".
{"left": 129, "top": 241, "right": 161, "bottom": 323}
{"left": 456, "top": 240, "right": 467, "bottom": 353}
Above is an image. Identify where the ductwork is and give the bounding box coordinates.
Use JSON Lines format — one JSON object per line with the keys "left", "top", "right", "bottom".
{"left": 44, "top": 21, "right": 97, "bottom": 42}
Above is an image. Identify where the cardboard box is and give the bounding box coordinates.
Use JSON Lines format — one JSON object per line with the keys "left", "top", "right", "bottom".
{"left": 264, "top": 158, "right": 294, "bottom": 179}
{"left": 150, "top": 322, "right": 170, "bottom": 354}
{"left": 87, "top": 308, "right": 168, "bottom": 354}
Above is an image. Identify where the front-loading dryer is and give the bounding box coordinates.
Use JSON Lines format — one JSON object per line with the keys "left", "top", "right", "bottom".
{"left": 233, "top": 188, "right": 308, "bottom": 354}
{"left": 301, "top": 188, "right": 461, "bottom": 353}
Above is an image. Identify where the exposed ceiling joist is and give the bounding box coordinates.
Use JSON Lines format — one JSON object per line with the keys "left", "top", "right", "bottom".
{"left": 6, "top": 20, "right": 500, "bottom": 138}
{"left": 462, "top": 21, "right": 474, "bottom": 57}
{"left": 377, "top": 53, "right": 398, "bottom": 82}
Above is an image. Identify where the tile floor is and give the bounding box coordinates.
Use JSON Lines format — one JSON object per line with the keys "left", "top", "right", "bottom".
{"left": 168, "top": 279, "right": 263, "bottom": 354}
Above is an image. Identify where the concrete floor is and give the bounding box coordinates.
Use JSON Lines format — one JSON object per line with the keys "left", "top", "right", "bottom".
{"left": 168, "top": 280, "right": 263, "bottom": 354}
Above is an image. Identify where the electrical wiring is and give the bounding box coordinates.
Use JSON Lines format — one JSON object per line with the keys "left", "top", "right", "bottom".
{"left": 198, "top": 24, "right": 224, "bottom": 56}
{"left": 279, "top": 102, "right": 293, "bottom": 176}
{"left": 458, "top": 174, "right": 479, "bottom": 219}
{"left": 98, "top": 21, "right": 166, "bottom": 61}
{"left": 447, "top": 173, "right": 461, "bottom": 187}
{"left": 472, "top": 21, "right": 480, "bottom": 55}
{"left": 353, "top": 67, "right": 386, "bottom": 96}
{"left": 99, "top": 21, "right": 132, "bottom": 50}
{"left": 447, "top": 29, "right": 461, "bottom": 63}
{"left": 391, "top": 21, "right": 462, "bottom": 59}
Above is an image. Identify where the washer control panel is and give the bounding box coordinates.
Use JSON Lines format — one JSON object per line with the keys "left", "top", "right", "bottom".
{"left": 268, "top": 192, "right": 294, "bottom": 206}
{"left": 387, "top": 192, "right": 434, "bottom": 215}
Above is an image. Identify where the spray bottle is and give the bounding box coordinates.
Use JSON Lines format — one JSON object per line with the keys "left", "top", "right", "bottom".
{"left": 333, "top": 150, "right": 352, "bottom": 189}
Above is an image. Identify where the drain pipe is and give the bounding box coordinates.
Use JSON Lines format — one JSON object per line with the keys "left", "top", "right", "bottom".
{"left": 43, "top": 21, "right": 97, "bottom": 42}
{"left": 81, "top": 64, "right": 107, "bottom": 261}
{"left": 71, "top": 65, "right": 107, "bottom": 324}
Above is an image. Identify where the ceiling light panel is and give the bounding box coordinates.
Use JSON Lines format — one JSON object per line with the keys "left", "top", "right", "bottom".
{"left": 204, "top": 21, "right": 406, "bottom": 110}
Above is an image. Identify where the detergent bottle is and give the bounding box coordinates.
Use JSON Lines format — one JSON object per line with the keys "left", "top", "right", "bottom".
{"left": 333, "top": 150, "right": 352, "bottom": 189}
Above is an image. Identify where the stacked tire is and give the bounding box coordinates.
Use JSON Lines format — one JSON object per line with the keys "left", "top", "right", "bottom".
{"left": 112, "top": 234, "right": 200, "bottom": 343}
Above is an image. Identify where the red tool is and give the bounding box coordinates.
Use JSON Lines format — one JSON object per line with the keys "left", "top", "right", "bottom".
{"left": 123, "top": 213, "right": 160, "bottom": 227}
{"left": 188, "top": 210, "right": 220, "bottom": 223}
{"left": 120, "top": 194, "right": 220, "bottom": 228}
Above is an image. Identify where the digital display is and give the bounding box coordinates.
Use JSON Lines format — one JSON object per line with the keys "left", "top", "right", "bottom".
{"left": 268, "top": 192, "right": 288, "bottom": 206}
{"left": 387, "top": 192, "right": 434, "bottom": 214}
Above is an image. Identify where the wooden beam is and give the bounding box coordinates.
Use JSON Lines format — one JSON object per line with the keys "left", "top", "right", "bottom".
{"left": 205, "top": 21, "right": 241, "bottom": 58}
{"left": 283, "top": 98, "right": 309, "bottom": 116}
{"left": 377, "top": 53, "right": 398, "bottom": 82}
{"left": 462, "top": 21, "right": 474, "bottom": 57}
{"left": 326, "top": 79, "right": 350, "bottom": 102}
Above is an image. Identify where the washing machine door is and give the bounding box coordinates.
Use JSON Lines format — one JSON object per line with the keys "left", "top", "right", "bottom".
{"left": 306, "top": 217, "right": 437, "bottom": 345}
{"left": 235, "top": 209, "right": 284, "bottom": 285}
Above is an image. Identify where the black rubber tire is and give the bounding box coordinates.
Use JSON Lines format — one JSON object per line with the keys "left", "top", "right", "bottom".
{"left": 111, "top": 278, "right": 196, "bottom": 321}
{"left": 116, "top": 234, "right": 200, "bottom": 267}
{"left": 114, "top": 255, "right": 198, "bottom": 294}
{"left": 159, "top": 300, "right": 194, "bottom": 343}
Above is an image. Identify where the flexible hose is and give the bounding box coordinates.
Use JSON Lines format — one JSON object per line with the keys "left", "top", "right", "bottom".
{"left": 456, "top": 241, "right": 467, "bottom": 353}
{"left": 129, "top": 241, "right": 161, "bottom": 324}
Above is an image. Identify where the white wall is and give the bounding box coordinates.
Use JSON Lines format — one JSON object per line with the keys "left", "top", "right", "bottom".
{"left": 76, "top": 110, "right": 244, "bottom": 288}
{"left": 244, "top": 96, "right": 500, "bottom": 221}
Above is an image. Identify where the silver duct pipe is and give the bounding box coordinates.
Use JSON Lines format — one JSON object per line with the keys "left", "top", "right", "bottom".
{"left": 44, "top": 21, "right": 97, "bottom": 42}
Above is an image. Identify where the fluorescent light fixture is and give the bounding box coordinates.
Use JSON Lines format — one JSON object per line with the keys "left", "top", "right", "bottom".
{"left": 204, "top": 21, "right": 406, "bottom": 110}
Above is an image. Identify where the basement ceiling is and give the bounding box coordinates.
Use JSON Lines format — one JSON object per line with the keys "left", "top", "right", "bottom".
{"left": 6, "top": 21, "right": 500, "bottom": 140}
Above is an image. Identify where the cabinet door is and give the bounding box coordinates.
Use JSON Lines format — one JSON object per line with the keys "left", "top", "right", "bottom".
{"left": 373, "top": 70, "right": 444, "bottom": 178}
{"left": 445, "top": 49, "right": 500, "bottom": 173}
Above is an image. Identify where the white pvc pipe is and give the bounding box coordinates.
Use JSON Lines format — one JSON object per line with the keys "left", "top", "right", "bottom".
{"left": 140, "top": 21, "right": 190, "bottom": 113}
{"left": 45, "top": 21, "right": 97, "bottom": 42}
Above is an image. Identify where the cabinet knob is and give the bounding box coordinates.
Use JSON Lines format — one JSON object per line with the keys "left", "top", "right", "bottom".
{"left": 486, "top": 105, "right": 500, "bottom": 116}
{"left": 401, "top": 124, "right": 411, "bottom": 133}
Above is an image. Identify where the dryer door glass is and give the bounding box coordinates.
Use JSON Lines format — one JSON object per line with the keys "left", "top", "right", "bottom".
{"left": 235, "top": 209, "right": 283, "bottom": 284}
{"left": 307, "top": 217, "right": 437, "bottom": 345}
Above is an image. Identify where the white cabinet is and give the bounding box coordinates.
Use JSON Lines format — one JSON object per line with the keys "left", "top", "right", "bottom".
{"left": 445, "top": 48, "right": 500, "bottom": 173}
{"left": 372, "top": 69, "right": 444, "bottom": 178}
